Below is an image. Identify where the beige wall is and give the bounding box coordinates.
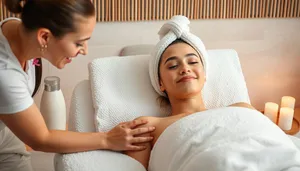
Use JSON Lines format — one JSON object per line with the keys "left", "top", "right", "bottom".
{"left": 33, "top": 18, "right": 300, "bottom": 118}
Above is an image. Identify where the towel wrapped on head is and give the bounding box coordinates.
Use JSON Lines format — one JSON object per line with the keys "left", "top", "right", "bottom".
{"left": 149, "top": 15, "right": 209, "bottom": 97}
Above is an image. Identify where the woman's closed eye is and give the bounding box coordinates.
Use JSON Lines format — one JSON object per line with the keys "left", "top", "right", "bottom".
{"left": 167, "top": 61, "right": 198, "bottom": 69}
{"left": 168, "top": 64, "right": 178, "bottom": 69}
{"left": 188, "top": 61, "right": 199, "bottom": 65}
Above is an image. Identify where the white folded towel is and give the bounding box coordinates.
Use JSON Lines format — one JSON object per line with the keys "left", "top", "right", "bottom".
{"left": 149, "top": 15, "right": 209, "bottom": 96}
{"left": 149, "top": 107, "right": 300, "bottom": 171}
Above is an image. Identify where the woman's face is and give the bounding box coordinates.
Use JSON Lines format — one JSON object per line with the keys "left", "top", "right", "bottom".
{"left": 159, "top": 42, "right": 205, "bottom": 99}
{"left": 43, "top": 16, "right": 96, "bottom": 69}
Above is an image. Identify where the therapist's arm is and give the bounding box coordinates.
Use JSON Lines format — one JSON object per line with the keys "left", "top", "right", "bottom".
{"left": 0, "top": 103, "right": 155, "bottom": 153}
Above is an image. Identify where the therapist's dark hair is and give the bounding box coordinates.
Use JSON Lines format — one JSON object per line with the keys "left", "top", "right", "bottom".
{"left": 32, "top": 58, "right": 42, "bottom": 97}
{"left": 4, "top": 0, "right": 95, "bottom": 96}
{"left": 4, "top": 0, "right": 95, "bottom": 38}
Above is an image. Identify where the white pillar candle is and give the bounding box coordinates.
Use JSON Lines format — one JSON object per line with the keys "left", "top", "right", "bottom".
{"left": 264, "top": 102, "right": 279, "bottom": 123}
{"left": 281, "top": 96, "right": 296, "bottom": 109}
{"left": 278, "top": 107, "right": 294, "bottom": 130}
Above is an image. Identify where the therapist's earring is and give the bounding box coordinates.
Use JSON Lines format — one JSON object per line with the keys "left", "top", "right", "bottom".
{"left": 40, "top": 44, "right": 48, "bottom": 51}
{"left": 40, "top": 44, "right": 48, "bottom": 55}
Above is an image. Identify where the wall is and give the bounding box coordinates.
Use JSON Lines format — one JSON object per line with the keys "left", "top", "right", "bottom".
{"left": 33, "top": 18, "right": 300, "bottom": 119}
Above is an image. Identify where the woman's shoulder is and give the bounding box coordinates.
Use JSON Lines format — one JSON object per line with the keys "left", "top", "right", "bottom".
{"left": 135, "top": 116, "right": 162, "bottom": 124}
{"left": 134, "top": 116, "right": 165, "bottom": 131}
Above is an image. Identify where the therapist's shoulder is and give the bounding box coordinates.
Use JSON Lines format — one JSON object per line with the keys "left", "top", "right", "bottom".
{"left": 0, "top": 39, "right": 29, "bottom": 84}
{"left": 0, "top": 67, "right": 31, "bottom": 90}
{"left": 0, "top": 68, "right": 26, "bottom": 86}
{"left": 0, "top": 53, "right": 28, "bottom": 82}
{"left": 0, "top": 68, "right": 33, "bottom": 114}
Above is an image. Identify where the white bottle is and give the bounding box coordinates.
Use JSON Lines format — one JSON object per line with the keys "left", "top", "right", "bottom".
{"left": 40, "top": 76, "right": 66, "bottom": 130}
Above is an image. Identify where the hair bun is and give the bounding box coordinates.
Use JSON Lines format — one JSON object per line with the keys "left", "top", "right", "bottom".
{"left": 4, "top": 0, "right": 26, "bottom": 14}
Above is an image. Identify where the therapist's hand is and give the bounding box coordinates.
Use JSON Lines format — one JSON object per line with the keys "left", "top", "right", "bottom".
{"left": 105, "top": 119, "right": 155, "bottom": 151}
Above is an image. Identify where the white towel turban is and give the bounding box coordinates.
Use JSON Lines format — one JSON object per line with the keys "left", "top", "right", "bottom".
{"left": 149, "top": 15, "right": 209, "bottom": 96}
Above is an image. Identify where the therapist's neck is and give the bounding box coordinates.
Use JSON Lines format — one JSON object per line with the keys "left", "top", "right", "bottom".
{"left": 169, "top": 93, "right": 206, "bottom": 116}
{"left": 14, "top": 23, "right": 42, "bottom": 69}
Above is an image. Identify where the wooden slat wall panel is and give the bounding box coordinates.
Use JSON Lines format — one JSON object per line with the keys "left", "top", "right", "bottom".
{"left": 1, "top": 0, "right": 300, "bottom": 21}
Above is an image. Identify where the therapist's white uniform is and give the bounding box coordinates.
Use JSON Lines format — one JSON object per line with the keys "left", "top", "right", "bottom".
{"left": 0, "top": 18, "right": 35, "bottom": 171}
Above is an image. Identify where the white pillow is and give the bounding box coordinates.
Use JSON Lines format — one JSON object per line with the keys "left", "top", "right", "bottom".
{"left": 88, "top": 49, "right": 250, "bottom": 132}
{"left": 202, "top": 49, "right": 250, "bottom": 109}
{"left": 89, "top": 55, "right": 166, "bottom": 132}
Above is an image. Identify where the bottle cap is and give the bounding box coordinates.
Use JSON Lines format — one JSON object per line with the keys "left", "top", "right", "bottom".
{"left": 44, "top": 76, "right": 60, "bottom": 92}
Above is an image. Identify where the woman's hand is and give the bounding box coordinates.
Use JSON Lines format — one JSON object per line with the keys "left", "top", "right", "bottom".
{"left": 105, "top": 119, "right": 155, "bottom": 151}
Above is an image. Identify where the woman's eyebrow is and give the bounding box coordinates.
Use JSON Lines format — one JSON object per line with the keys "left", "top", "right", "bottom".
{"left": 164, "top": 56, "right": 177, "bottom": 64}
{"left": 185, "top": 53, "right": 198, "bottom": 57}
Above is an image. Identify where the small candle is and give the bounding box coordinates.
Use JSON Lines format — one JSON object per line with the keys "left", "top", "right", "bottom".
{"left": 278, "top": 107, "right": 294, "bottom": 130}
{"left": 281, "top": 96, "right": 296, "bottom": 109}
{"left": 264, "top": 102, "right": 279, "bottom": 123}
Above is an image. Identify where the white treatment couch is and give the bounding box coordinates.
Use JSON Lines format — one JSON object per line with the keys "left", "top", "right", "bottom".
{"left": 53, "top": 48, "right": 300, "bottom": 171}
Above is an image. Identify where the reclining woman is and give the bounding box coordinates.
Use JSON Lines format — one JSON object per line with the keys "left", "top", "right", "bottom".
{"left": 125, "top": 15, "right": 300, "bottom": 171}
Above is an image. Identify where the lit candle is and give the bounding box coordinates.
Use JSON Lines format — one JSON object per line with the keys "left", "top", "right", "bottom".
{"left": 281, "top": 96, "right": 296, "bottom": 109}
{"left": 264, "top": 102, "right": 279, "bottom": 123}
{"left": 278, "top": 107, "right": 294, "bottom": 130}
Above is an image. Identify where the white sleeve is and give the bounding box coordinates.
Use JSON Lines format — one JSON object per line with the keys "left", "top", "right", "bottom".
{"left": 0, "top": 70, "right": 34, "bottom": 114}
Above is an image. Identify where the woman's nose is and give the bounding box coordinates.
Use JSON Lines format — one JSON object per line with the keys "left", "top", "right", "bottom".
{"left": 179, "top": 64, "right": 191, "bottom": 75}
